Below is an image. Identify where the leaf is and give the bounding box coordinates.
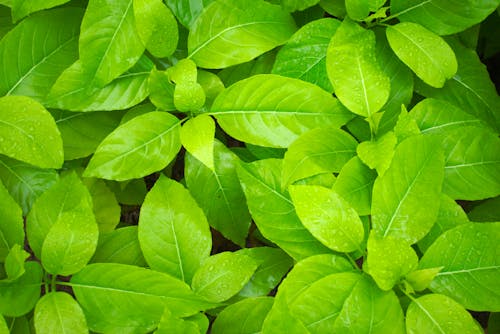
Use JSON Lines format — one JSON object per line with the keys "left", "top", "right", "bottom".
{"left": 167, "top": 58, "right": 198, "bottom": 84}
{"left": 281, "top": 0, "right": 320, "bottom": 12}
{"left": 218, "top": 52, "right": 275, "bottom": 87}
{"left": 3, "top": 244, "right": 29, "bottom": 282}
{"left": 191, "top": 252, "right": 258, "bottom": 303}
{"left": 345, "top": 0, "right": 385, "bottom": 21}
{"left": 272, "top": 18, "right": 340, "bottom": 92}
{"left": 71, "top": 263, "right": 214, "bottom": 333}
{"left": 79, "top": 0, "right": 144, "bottom": 87}
{"left": 10, "top": 0, "right": 72, "bottom": 22}
{"left": 174, "top": 82, "right": 206, "bottom": 112}
{"left": 356, "top": 131, "right": 397, "bottom": 176}
{"left": 282, "top": 127, "right": 358, "bottom": 187}
{"left": 392, "top": 105, "right": 421, "bottom": 142}
{"left": 386, "top": 22, "right": 457, "bottom": 88}
{"left": 148, "top": 69, "right": 176, "bottom": 111}
{"left": 405, "top": 267, "right": 443, "bottom": 292}
{"left": 326, "top": 18, "right": 390, "bottom": 117}
{"left": 0, "top": 315, "right": 7, "bottom": 334}
{"left": 290, "top": 185, "right": 365, "bottom": 253}
{"left": 420, "top": 222, "right": 500, "bottom": 311}
{"left": 261, "top": 297, "right": 310, "bottom": 334}
{"left": 138, "top": 176, "right": 211, "bottom": 284}
{"left": 133, "top": 0, "right": 178, "bottom": 58}
{"left": 197, "top": 70, "right": 225, "bottom": 107}
{"left": 468, "top": 197, "right": 500, "bottom": 222}
{"left": 82, "top": 177, "right": 121, "bottom": 233}
{"left": 91, "top": 226, "right": 146, "bottom": 267}
{"left": 211, "top": 74, "right": 353, "bottom": 148}
{"left": 390, "top": 0, "right": 500, "bottom": 35}
{"left": 185, "top": 140, "right": 251, "bottom": 247}
{"left": 371, "top": 134, "right": 445, "bottom": 243}
{"left": 0, "top": 180, "right": 23, "bottom": 262}
{"left": 164, "top": 0, "right": 213, "bottom": 28}
{"left": 34, "top": 292, "right": 88, "bottom": 334}
{"left": 0, "top": 7, "right": 82, "bottom": 100}
{"left": 211, "top": 297, "right": 274, "bottom": 334}
{"left": 406, "top": 294, "right": 483, "bottom": 334}
{"left": 106, "top": 178, "right": 147, "bottom": 206}
{"left": 84, "top": 111, "right": 181, "bottom": 181}
{"left": 237, "top": 159, "right": 332, "bottom": 260}
{"left": 0, "top": 96, "right": 63, "bottom": 169}
{"left": 155, "top": 308, "right": 200, "bottom": 334}
{"left": 188, "top": 0, "right": 296, "bottom": 69}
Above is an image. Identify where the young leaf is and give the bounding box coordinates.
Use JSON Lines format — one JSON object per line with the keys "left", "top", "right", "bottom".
{"left": 191, "top": 252, "right": 258, "bottom": 303}
{"left": 82, "top": 177, "right": 121, "bottom": 233}
{"left": 0, "top": 180, "right": 24, "bottom": 262}
{"left": 91, "top": 226, "right": 146, "bottom": 267}
{"left": 3, "top": 244, "right": 29, "bottom": 282}
{"left": 155, "top": 308, "right": 200, "bottom": 334}
{"left": 356, "top": 131, "right": 397, "bottom": 176}
{"left": 405, "top": 267, "right": 443, "bottom": 292}
{"left": 181, "top": 115, "right": 215, "bottom": 170}
{"left": 164, "top": 0, "right": 213, "bottom": 28}
{"left": 326, "top": 18, "right": 390, "bottom": 117}
{"left": 148, "top": 69, "right": 176, "bottom": 111}
{"left": 84, "top": 111, "right": 181, "bottom": 181}
{"left": 0, "top": 96, "right": 63, "bottom": 169}
{"left": 197, "top": 70, "right": 225, "bottom": 108}
{"left": 167, "top": 59, "right": 198, "bottom": 84}
{"left": 211, "top": 74, "right": 353, "bottom": 148}
{"left": 420, "top": 222, "right": 500, "bottom": 311}
{"left": 174, "top": 82, "right": 206, "bottom": 112}
{"left": 34, "top": 292, "right": 88, "bottom": 334}
{"left": 371, "top": 134, "right": 445, "bottom": 244}
{"left": 345, "top": 0, "right": 385, "bottom": 21}
{"left": 188, "top": 0, "right": 296, "bottom": 69}
{"left": 138, "top": 176, "right": 212, "bottom": 284}
{"left": 386, "top": 22, "right": 457, "bottom": 88}
{"left": 9, "top": 0, "right": 71, "bottom": 21}
{"left": 290, "top": 185, "right": 365, "bottom": 253}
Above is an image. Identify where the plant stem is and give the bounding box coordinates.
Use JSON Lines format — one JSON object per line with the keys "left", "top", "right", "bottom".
{"left": 345, "top": 253, "right": 362, "bottom": 271}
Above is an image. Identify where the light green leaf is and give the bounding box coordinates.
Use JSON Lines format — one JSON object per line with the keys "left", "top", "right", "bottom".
{"left": 191, "top": 252, "right": 258, "bottom": 303}
{"left": 272, "top": 18, "right": 340, "bottom": 92}
{"left": 174, "top": 82, "right": 206, "bottom": 112}
{"left": 293, "top": 173, "right": 337, "bottom": 188}
{"left": 327, "top": 18, "right": 390, "bottom": 117}
{"left": 155, "top": 308, "right": 200, "bottom": 334}
{"left": 0, "top": 7, "right": 82, "bottom": 100}
{"left": 320, "top": 0, "right": 346, "bottom": 17}
{"left": 188, "top": 0, "right": 296, "bottom": 69}
{"left": 34, "top": 292, "right": 88, "bottom": 334}
{"left": 79, "top": 0, "right": 144, "bottom": 87}
{"left": 91, "top": 226, "right": 146, "bottom": 266}
{"left": 164, "top": 0, "right": 213, "bottom": 28}
{"left": 405, "top": 267, "right": 443, "bottom": 292}
{"left": 138, "top": 176, "right": 211, "bottom": 284}
{"left": 82, "top": 177, "right": 121, "bottom": 233}
{"left": 0, "top": 96, "right": 63, "bottom": 169}
{"left": 167, "top": 59, "right": 198, "bottom": 84}
{"left": 197, "top": 70, "right": 225, "bottom": 108}
{"left": 371, "top": 135, "right": 445, "bottom": 243}
{"left": 72, "top": 263, "right": 214, "bottom": 333}
{"left": 218, "top": 52, "right": 275, "bottom": 87}
{"left": 290, "top": 185, "right": 364, "bottom": 253}
{"left": 281, "top": 0, "right": 320, "bottom": 12}
{"left": 392, "top": 105, "right": 421, "bottom": 142}
{"left": 212, "top": 297, "right": 274, "bottom": 334}
{"left": 420, "top": 222, "right": 500, "bottom": 311}
{"left": 133, "top": 0, "right": 178, "bottom": 58}
{"left": 346, "top": 0, "right": 385, "bottom": 21}
{"left": 185, "top": 140, "right": 251, "bottom": 247}
{"left": 10, "top": 0, "right": 71, "bottom": 21}
{"left": 148, "top": 69, "right": 176, "bottom": 111}
{"left": 357, "top": 131, "right": 397, "bottom": 176}
{"left": 237, "top": 159, "right": 332, "bottom": 260}
{"left": 386, "top": 22, "right": 457, "bottom": 88}
{"left": 0, "top": 315, "right": 7, "bottom": 334}
{"left": 84, "top": 111, "right": 181, "bottom": 181}
{"left": 3, "top": 244, "right": 29, "bottom": 282}
{"left": 261, "top": 296, "right": 310, "bottom": 334}
{"left": 211, "top": 74, "right": 354, "bottom": 148}
{"left": 282, "top": 128, "right": 357, "bottom": 187}
{"left": 406, "top": 294, "right": 483, "bottom": 334}
{"left": 0, "top": 180, "right": 24, "bottom": 262}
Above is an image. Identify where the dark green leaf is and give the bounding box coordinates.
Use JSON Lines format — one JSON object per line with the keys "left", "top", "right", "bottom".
{"left": 212, "top": 297, "right": 274, "bottom": 334}
{"left": 91, "top": 226, "right": 146, "bottom": 266}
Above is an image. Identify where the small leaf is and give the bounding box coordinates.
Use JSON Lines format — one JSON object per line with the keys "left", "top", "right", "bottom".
{"left": 167, "top": 59, "right": 198, "bottom": 84}
{"left": 405, "top": 267, "right": 443, "bottom": 292}
{"left": 164, "top": 0, "right": 212, "bottom": 28}
{"left": 155, "top": 308, "right": 200, "bottom": 334}
{"left": 174, "top": 82, "right": 206, "bottom": 112}
{"left": 181, "top": 115, "right": 215, "bottom": 170}
{"left": 356, "top": 131, "right": 397, "bottom": 176}
{"left": 91, "top": 226, "right": 146, "bottom": 267}
{"left": 34, "top": 292, "right": 88, "bottom": 334}
{"left": 3, "top": 244, "right": 29, "bottom": 282}
{"left": 82, "top": 177, "right": 121, "bottom": 233}
{"left": 393, "top": 105, "right": 421, "bottom": 142}
{"left": 148, "top": 69, "right": 176, "bottom": 111}
{"left": 212, "top": 297, "right": 274, "bottom": 334}
{"left": 0, "top": 180, "right": 24, "bottom": 262}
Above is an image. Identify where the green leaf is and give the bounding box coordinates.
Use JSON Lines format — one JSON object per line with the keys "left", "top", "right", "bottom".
{"left": 91, "top": 226, "right": 146, "bottom": 267}
{"left": 138, "top": 176, "right": 211, "bottom": 284}
{"left": 392, "top": 105, "right": 421, "bottom": 142}
{"left": 281, "top": 0, "right": 320, "bottom": 12}
{"left": 261, "top": 296, "right": 310, "bottom": 334}
{"left": 0, "top": 180, "right": 24, "bottom": 262}
{"left": 148, "top": 69, "right": 176, "bottom": 111}
{"left": 188, "top": 0, "right": 296, "bottom": 69}
{"left": 332, "top": 156, "right": 377, "bottom": 216}
{"left": 237, "top": 159, "right": 332, "bottom": 260}
{"left": 164, "top": 0, "right": 213, "bottom": 28}
{"left": 5, "top": 315, "right": 32, "bottom": 334}
{"left": 133, "top": 0, "right": 178, "bottom": 58}
{"left": 0, "top": 315, "right": 7, "bottom": 334}
{"left": 197, "top": 70, "right": 225, "bottom": 108}
{"left": 72, "top": 263, "right": 214, "bottom": 333}
{"left": 106, "top": 178, "right": 147, "bottom": 206}
{"left": 9, "top": 0, "right": 71, "bottom": 21}
{"left": 185, "top": 140, "right": 251, "bottom": 246}
{"left": 390, "top": 0, "right": 500, "bottom": 35}
{"left": 167, "top": 59, "right": 198, "bottom": 84}
{"left": 0, "top": 7, "right": 82, "bottom": 100}
{"left": 326, "top": 18, "right": 390, "bottom": 117}
{"left": 371, "top": 134, "right": 445, "bottom": 243}
{"left": 34, "top": 292, "right": 88, "bottom": 334}
{"left": 356, "top": 131, "right": 397, "bottom": 176}
{"left": 320, "top": 0, "right": 346, "bottom": 17}
{"left": 420, "top": 222, "right": 500, "bottom": 311}
{"left": 174, "top": 81, "right": 206, "bottom": 112}
{"left": 211, "top": 74, "right": 353, "bottom": 148}
{"left": 218, "top": 52, "right": 275, "bottom": 87}
{"left": 272, "top": 18, "right": 340, "bottom": 92}
{"left": 3, "top": 244, "right": 29, "bottom": 282}
{"left": 155, "top": 308, "right": 200, "bottom": 334}
{"left": 386, "top": 22, "right": 457, "bottom": 88}
{"left": 212, "top": 297, "right": 274, "bottom": 334}
{"left": 84, "top": 111, "right": 181, "bottom": 181}
{"left": 0, "top": 261, "right": 42, "bottom": 317}
{"left": 282, "top": 127, "right": 358, "bottom": 187}
{"left": 346, "top": 0, "right": 385, "bottom": 21}
{"left": 365, "top": 234, "right": 418, "bottom": 291}
{"left": 290, "top": 185, "right": 365, "bottom": 253}
{"left": 191, "top": 252, "right": 258, "bottom": 303}
{"left": 82, "top": 177, "right": 121, "bottom": 233}
{"left": 0, "top": 96, "right": 63, "bottom": 169}
{"left": 79, "top": 0, "right": 144, "bottom": 87}
{"left": 468, "top": 197, "right": 500, "bottom": 222}
{"left": 406, "top": 294, "right": 483, "bottom": 334}
{"left": 405, "top": 267, "right": 443, "bottom": 292}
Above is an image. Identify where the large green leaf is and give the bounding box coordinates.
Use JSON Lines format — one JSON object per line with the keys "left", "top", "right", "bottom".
{"left": 326, "top": 18, "right": 390, "bottom": 118}
{"left": 386, "top": 22, "right": 457, "bottom": 88}
{"left": 237, "top": 159, "right": 332, "bottom": 260}
{"left": 34, "top": 292, "right": 88, "bottom": 334}
{"left": 185, "top": 140, "right": 251, "bottom": 247}
{"left": 0, "top": 7, "right": 82, "bottom": 100}
{"left": 420, "top": 223, "right": 500, "bottom": 311}
{"left": 272, "top": 18, "right": 340, "bottom": 92}
{"left": 91, "top": 226, "right": 146, "bottom": 266}
{"left": 79, "top": 0, "right": 144, "bottom": 87}
{"left": 212, "top": 297, "right": 274, "bottom": 334}
{"left": 0, "top": 96, "right": 63, "bottom": 169}
{"left": 139, "top": 176, "right": 211, "bottom": 284}
{"left": 210, "top": 74, "right": 353, "bottom": 148}
{"left": 0, "top": 180, "right": 23, "bottom": 262}
{"left": 188, "top": 0, "right": 296, "bottom": 69}
{"left": 371, "top": 134, "right": 445, "bottom": 243}
{"left": 71, "top": 263, "right": 214, "bottom": 333}
{"left": 84, "top": 112, "right": 181, "bottom": 181}
{"left": 390, "top": 0, "right": 500, "bottom": 35}
{"left": 164, "top": 0, "right": 213, "bottom": 28}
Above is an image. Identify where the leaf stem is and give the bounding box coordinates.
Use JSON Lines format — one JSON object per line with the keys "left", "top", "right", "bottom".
{"left": 345, "top": 253, "right": 362, "bottom": 271}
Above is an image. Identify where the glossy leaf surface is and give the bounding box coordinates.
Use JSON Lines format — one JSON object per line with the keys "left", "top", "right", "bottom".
{"left": 34, "top": 292, "right": 88, "bottom": 334}
{"left": 181, "top": 115, "right": 215, "bottom": 170}
{"left": 211, "top": 297, "right": 273, "bottom": 334}
{"left": 0, "top": 180, "right": 24, "bottom": 262}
